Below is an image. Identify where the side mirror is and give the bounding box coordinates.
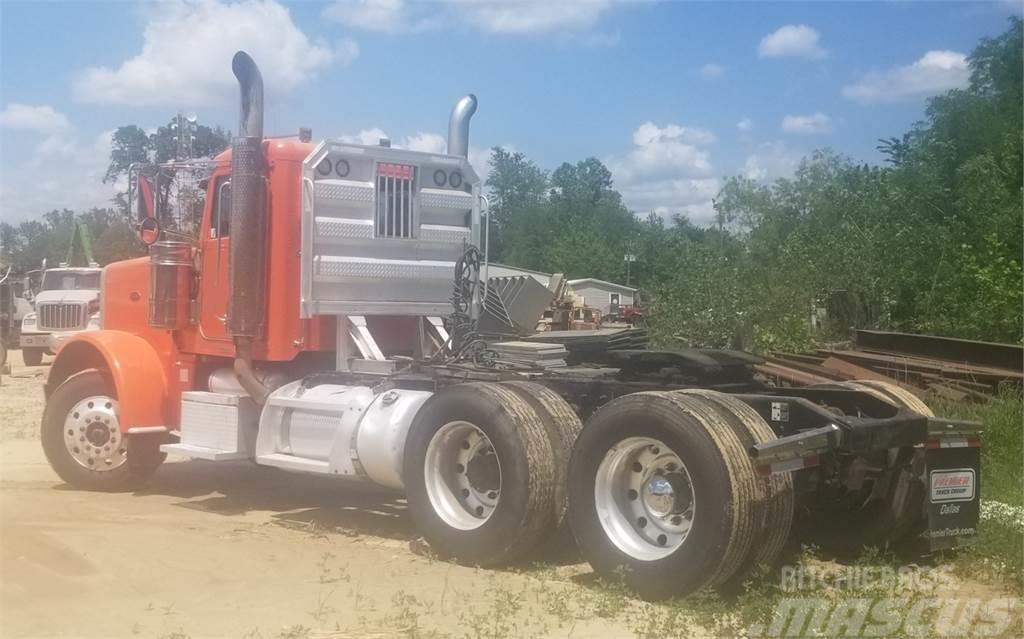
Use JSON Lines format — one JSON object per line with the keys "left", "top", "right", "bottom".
{"left": 140, "top": 216, "right": 161, "bottom": 246}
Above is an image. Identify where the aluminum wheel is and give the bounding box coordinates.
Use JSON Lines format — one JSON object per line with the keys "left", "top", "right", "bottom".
{"left": 594, "top": 436, "right": 695, "bottom": 560}
{"left": 424, "top": 421, "right": 502, "bottom": 530}
{"left": 62, "top": 394, "right": 126, "bottom": 472}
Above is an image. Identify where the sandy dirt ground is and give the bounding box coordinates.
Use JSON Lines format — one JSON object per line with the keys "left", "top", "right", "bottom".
{"left": 3, "top": 358, "right": 1017, "bottom": 639}
{"left": 1, "top": 359, "right": 648, "bottom": 639}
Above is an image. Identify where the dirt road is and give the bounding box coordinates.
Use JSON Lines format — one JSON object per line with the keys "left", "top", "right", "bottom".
{"left": 4, "top": 361, "right": 1016, "bottom": 639}
{"left": 0, "top": 362, "right": 641, "bottom": 639}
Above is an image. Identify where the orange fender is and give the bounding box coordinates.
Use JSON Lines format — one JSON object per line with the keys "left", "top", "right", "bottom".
{"left": 46, "top": 330, "right": 169, "bottom": 431}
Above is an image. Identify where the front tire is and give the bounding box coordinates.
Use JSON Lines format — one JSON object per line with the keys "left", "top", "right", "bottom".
{"left": 22, "top": 347, "right": 43, "bottom": 366}
{"left": 41, "top": 370, "right": 164, "bottom": 491}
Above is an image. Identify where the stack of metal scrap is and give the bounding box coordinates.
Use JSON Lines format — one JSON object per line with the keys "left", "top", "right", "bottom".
{"left": 759, "top": 330, "right": 1023, "bottom": 401}
{"left": 489, "top": 341, "right": 568, "bottom": 369}
{"left": 522, "top": 327, "right": 649, "bottom": 365}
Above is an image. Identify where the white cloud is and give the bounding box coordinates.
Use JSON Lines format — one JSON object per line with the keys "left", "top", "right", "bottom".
{"left": 842, "top": 50, "right": 970, "bottom": 104}
{"left": 402, "top": 132, "right": 448, "bottom": 154}
{"left": 736, "top": 117, "right": 754, "bottom": 132}
{"left": 608, "top": 122, "right": 719, "bottom": 222}
{"left": 1, "top": 128, "right": 120, "bottom": 222}
{"left": 741, "top": 141, "right": 802, "bottom": 181}
{"left": 0, "top": 104, "right": 71, "bottom": 133}
{"left": 632, "top": 122, "right": 717, "bottom": 148}
{"left": 698, "top": 63, "right": 724, "bottom": 78}
{"left": 338, "top": 128, "right": 391, "bottom": 146}
{"left": 323, "top": 0, "right": 440, "bottom": 33}
{"left": 73, "top": 0, "right": 347, "bottom": 106}
{"left": 758, "top": 24, "right": 828, "bottom": 60}
{"left": 336, "top": 127, "right": 494, "bottom": 182}
{"left": 781, "top": 112, "right": 832, "bottom": 135}
{"left": 459, "top": 0, "right": 615, "bottom": 34}
{"left": 323, "top": 0, "right": 618, "bottom": 35}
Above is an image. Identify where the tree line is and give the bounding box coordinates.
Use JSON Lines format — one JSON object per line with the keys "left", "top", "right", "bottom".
{"left": 485, "top": 18, "right": 1022, "bottom": 349}
{"left": 2, "top": 19, "right": 1019, "bottom": 350}
{"left": 0, "top": 119, "right": 230, "bottom": 272}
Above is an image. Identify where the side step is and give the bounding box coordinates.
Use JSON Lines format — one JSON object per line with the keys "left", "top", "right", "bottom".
{"left": 255, "top": 453, "right": 331, "bottom": 474}
{"left": 160, "top": 442, "right": 251, "bottom": 462}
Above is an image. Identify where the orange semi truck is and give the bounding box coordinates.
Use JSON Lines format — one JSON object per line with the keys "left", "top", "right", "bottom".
{"left": 43, "top": 51, "right": 984, "bottom": 599}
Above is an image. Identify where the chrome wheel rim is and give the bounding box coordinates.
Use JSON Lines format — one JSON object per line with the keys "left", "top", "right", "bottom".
{"left": 594, "top": 436, "right": 695, "bottom": 560}
{"left": 63, "top": 395, "right": 126, "bottom": 472}
{"left": 424, "top": 421, "right": 502, "bottom": 530}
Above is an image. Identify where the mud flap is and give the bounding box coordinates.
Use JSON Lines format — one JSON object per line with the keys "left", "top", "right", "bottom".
{"left": 924, "top": 446, "right": 981, "bottom": 550}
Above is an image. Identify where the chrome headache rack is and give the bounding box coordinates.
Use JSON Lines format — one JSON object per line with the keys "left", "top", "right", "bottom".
{"left": 300, "top": 141, "right": 482, "bottom": 318}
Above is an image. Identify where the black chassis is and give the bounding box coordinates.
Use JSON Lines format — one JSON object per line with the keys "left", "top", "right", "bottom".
{"left": 304, "top": 359, "right": 983, "bottom": 549}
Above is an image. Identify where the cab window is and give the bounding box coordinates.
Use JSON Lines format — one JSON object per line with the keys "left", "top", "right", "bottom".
{"left": 209, "top": 177, "right": 232, "bottom": 238}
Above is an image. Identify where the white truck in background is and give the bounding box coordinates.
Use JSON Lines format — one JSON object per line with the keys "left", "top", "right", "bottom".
{"left": 20, "top": 266, "right": 102, "bottom": 366}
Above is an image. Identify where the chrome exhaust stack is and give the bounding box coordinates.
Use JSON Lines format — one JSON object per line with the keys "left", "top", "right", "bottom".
{"left": 227, "top": 50, "right": 270, "bottom": 403}
{"left": 447, "top": 94, "right": 477, "bottom": 159}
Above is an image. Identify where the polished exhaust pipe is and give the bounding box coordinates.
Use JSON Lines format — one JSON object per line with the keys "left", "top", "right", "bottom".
{"left": 447, "top": 94, "right": 477, "bottom": 159}
{"left": 227, "top": 50, "right": 269, "bottom": 403}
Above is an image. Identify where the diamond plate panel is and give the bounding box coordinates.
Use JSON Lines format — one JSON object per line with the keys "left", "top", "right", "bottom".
{"left": 421, "top": 190, "right": 474, "bottom": 210}
{"left": 419, "top": 226, "right": 471, "bottom": 243}
{"left": 315, "top": 217, "right": 373, "bottom": 240}
{"left": 316, "top": 181, "right": 374, "bottom": 203}
{"left": 315, "top": 259, "right": 453, "bottom": 280}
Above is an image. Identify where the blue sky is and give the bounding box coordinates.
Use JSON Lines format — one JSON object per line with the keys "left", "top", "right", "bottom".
{"left": 1, "top": 0, "right": 1020, "bottom": 225}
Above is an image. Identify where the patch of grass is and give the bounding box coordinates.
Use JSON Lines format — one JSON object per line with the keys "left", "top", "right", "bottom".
{"left": 952, "top": 518, "right": 1024, "bottom": 595}
{"left": 929, "top": 386, "right": 1023, "bottom": 592}
{"left": 929, "top": 385, "right": 1023, "bottom": 506}
{"left": 276, "top": 625, "right": 310, "bottom": 639}
{"left": 457, "top": 577, "right": 536, "bottom": 639}
{"left": 623, "top": 545, "right": 969, "bottom": 639}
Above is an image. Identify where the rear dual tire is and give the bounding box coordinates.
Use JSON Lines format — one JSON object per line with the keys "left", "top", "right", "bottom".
{"left": 404, "top": 383, "right": 559, "bottom": 566}
{"left": 568, "top": 391, "right": 792, "bottom": 600}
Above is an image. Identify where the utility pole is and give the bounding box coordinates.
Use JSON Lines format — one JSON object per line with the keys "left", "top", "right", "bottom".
{"left": 171, "top": 112, "right": 198, "bottom": 160}
{"left": 623, "top": 253, "right": 637, "bottom": 286}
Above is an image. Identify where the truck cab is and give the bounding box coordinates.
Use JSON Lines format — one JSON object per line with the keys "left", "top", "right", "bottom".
{"left": 20, "top": 266, "right": 102, "bottom": 365}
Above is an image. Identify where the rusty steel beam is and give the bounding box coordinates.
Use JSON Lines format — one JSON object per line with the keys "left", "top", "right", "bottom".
{"left": 855, "top": 330, "right": 1023, "bottom": 372}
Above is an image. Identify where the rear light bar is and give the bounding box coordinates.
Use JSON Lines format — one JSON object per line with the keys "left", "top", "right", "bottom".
{"left": 925, "top": 417, "right": 983, "bottom": 449}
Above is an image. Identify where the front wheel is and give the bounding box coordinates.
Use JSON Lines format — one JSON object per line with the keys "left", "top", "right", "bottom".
{"left": 22, "top": 347, "right": 44, "bottom": 366}
{"left": 41, "top": 370, "right": 164, "bottom": 491}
